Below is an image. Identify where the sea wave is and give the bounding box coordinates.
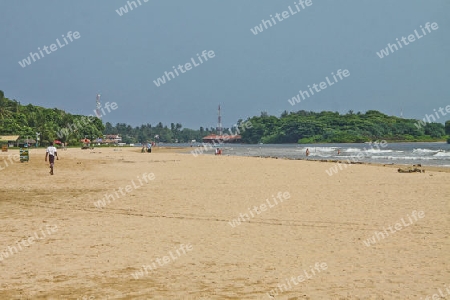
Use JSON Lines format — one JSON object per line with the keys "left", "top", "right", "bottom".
{"left": 345, "top": 148, "right": 361, "bottom": 153}
{"left": 371, "top": 156, "right": 436, "bottom": 160}
{"left": 363, "top": 149, "right": 393, "bottom": 153}
{"left": 298, "top": 147, "right": 338, "bottom": 152}
{"left": 433, "top": 152, "right": 450, "bottom": 157}
{"left": 413, "top": 148, "right": 437, "bottom": 153}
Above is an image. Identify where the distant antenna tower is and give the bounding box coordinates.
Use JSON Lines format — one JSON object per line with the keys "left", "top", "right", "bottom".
{"left": 96, "top": 94, "right": 101, "bottom": 117}
{"left": 400, "top": 108, "right": 403, "bottom": 118}
{"left": 216, "top": 105, "right": 222, "bottom": 135}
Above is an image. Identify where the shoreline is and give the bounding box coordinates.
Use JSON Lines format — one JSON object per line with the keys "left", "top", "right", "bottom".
{"left": 4, "top": 145, "right": 448, "bottom": 172}
{"left": 253, "top": 155, "right": 450, "bottom": 173}
{"left": 169, "top": 146, "right": 450, "bottom": 172}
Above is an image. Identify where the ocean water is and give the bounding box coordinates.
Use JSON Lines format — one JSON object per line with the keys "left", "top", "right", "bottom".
{"left": 171, "top": 142, "right": 450, "bottom": 168}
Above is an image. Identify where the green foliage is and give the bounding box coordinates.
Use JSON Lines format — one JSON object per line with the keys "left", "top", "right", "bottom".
{"left": 103, "top": 122, "right": 212, "bottom": 143}
{"left": 2, "top": 89, "right": 447, "bottom": 145}
{"left": 447, "top": 121, "right": 450, "bottom": 144}
{"left": 239, "top": 110, "right": 447, "bottom": 144}
{"left": 0, "top": 90, "right": 104, "bottom": 145}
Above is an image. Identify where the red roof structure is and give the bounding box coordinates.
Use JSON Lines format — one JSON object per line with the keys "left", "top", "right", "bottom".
{"left": 202, "top": 134, "right": 241, "bottom": 143}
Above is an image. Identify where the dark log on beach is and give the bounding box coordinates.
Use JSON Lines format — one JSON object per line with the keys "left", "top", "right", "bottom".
{"left": 398, "top": 167, "right": 425, "bottom": 173}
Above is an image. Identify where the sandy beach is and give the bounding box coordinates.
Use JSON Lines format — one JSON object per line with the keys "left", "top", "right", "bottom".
{"left": 0, "top": 147, "right": 449, "bottom": 300}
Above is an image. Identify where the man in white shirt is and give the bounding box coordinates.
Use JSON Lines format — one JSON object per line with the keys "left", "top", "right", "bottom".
{"left": 45, "top": 142, "right": 59, "bottom": 175}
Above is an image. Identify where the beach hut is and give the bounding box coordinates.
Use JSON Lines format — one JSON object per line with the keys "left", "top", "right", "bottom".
{"left": 22, "top": 138, "right": 36, "bottom": 146}
{"left": 0, "top": 135, "right": 20, "bottom": 148}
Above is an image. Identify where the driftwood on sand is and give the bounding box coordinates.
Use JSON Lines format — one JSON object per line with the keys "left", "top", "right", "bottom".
{"left": 398, "top": 166, "right": 425, "bottom": 173}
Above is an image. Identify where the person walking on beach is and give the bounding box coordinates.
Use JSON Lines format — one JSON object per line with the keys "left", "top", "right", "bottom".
{"left": 45, "top": 142, "right": 58, "bottom": 175}
{"left": 306, "top": 148, "right": 310, "bottom": 157}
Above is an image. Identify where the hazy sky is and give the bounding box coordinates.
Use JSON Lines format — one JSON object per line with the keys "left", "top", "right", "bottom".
{"left": 1, "top": 0, "right": 449, "bottom": 129}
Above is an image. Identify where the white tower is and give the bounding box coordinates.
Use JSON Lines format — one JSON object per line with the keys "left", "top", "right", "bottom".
{"left": 96, "top": 94, "right": 101, "bottom": 117}
{"left": 216, "top": 105, "right": 222, "bottom": 135}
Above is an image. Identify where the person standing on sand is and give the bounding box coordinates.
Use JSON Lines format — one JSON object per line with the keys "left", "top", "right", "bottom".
{"left": 45, "top": 142, "right": 58, "bottom": 175}
{"left": 306, "top": 148, "right": 310, "bottom": 157}
{"left": 147, "top": 142, "right": 152, "bottom": 153}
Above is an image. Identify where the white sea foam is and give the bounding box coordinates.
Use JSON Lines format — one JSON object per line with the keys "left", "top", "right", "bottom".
{"left": 434, "top": 152, "right": 450, "bottom": 157}
{"left": 345, "top": 148, "right": 360, "bottom": 153}
{"left": 298, "top": 147, "right": 337, "bottom": 152}
{"left": 371, "top": 156, "right": 435, "bottom": 160}
{"left": 363, "top": 149, "right": 393, "bottom": 153}
{"left": 413, "top": 148, "right": 436, "bottom": 154}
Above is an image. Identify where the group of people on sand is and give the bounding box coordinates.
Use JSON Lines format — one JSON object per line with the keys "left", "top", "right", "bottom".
{"left": 141, "top": 142, "right": 155, "bottom": 153}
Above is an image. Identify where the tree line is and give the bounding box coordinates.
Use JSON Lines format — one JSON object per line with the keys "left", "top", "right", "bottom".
{"left": 239, "top": 110, "right": 450, "bottom": 144}
{"left": 1, "top": 90, "right": 449, "bottom": 145}
{"left": 0, "top": 90, "right": 104, "bottom": 145}
{"left": 103, "top": 122, "right": 217, "bottom": 144}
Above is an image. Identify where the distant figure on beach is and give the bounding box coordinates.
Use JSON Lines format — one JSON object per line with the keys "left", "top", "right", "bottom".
{"left": 45, "top": 142, "right": 58, "bottom": 175}
{"left": 337, "top": 149, "right": 340, "bottom": 155}
{"left": 215, "top": 148, "right": 219, "bottom": 155}
{"left": 147, "top": 142, "right": 152, "bottom": 153}
{"left": 306, "top": 148, "right": 310, "bottom": 157}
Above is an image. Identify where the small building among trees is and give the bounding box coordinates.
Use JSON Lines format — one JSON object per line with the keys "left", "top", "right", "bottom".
{"left": 0, "top": 135, "right": 20, "bottom": 147}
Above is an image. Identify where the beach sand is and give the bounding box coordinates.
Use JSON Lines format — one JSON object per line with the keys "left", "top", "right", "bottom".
{"left": 0, "top": 147, "right": 448, "bottom": 299}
